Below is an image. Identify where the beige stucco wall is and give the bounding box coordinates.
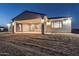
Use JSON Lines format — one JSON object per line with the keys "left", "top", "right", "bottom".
{"left": 15, "top": 18, "right": 41, "bottom": 24}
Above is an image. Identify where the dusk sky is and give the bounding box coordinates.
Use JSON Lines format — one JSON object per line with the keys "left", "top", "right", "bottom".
{"left": 0, "top": 3, "right": 79, "bottom": 29}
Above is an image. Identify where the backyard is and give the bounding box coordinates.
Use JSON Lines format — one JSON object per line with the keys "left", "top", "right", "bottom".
{"left": 0, "top": 32, "right": 79, "bottom": 56}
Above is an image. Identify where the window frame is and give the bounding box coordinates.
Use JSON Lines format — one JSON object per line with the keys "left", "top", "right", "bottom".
{"left": 51, "top": 21, "right": 63, "bottom": 29}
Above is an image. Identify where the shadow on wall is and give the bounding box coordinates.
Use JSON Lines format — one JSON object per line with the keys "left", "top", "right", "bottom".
{"left": 72, "top": 29, "right": 79, "bottom": 34}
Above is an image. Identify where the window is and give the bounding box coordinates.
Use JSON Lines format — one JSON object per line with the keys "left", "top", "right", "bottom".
{"left": 36, "top": 24, "right": 41, "bottom": 29}
{"left": 30, "top": 24, "right": 41, "bottom": 32}
{"left": 30, "top": 24, "right": 35, "bottom": 31}
{"left": 51, "top": 21, "right": 63, "bottom": 29}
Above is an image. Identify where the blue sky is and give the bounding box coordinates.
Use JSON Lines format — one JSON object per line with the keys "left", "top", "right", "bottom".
{"left": 0, "top": 3, "right": 79, "bottom": 29}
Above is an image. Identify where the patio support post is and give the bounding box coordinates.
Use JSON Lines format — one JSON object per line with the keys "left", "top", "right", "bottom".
{"left": 12, "top": 25, "right": 14, "bottom": 34}
{"left": 41, "top": 23, "right": 44, "bottom": 35}
{"left": 41, "top": 18, "right": 44, "bottom": 35}
{"left": 12, "top": 22, "right": 14, "bottom": 34}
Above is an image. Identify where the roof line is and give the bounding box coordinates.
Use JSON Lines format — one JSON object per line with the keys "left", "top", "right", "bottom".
{"left": 48, "top": 16, "right": 72, "bottom": 19}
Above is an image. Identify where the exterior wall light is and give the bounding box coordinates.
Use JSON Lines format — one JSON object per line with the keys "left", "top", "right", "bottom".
{"left": 63, "top": 21, "right": 66, "bottom": 24}
{"left": 12, "top": 22, "right": 14, "bottom": 26}
{"left": 7, "top": 23, "right": 11, "bottom": 32}
{"left": 46, "top": 21, "right": 51, "bottom": 25}
{"left": 7, "top": 23, "right": 10, "bottom": 27}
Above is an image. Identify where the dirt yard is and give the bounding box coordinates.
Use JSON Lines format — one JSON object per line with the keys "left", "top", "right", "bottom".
{"left": 0, "top": 32, "right": 79, "bottom": 56}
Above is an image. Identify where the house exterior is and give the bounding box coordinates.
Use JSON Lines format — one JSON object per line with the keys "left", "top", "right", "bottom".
{"left": 11, "top": 11, "right": 72, "bottom": 34}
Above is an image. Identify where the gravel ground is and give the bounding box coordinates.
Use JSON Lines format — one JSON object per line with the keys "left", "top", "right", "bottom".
{"left": 0, "top": 32, "right": 79, "bottom": 56}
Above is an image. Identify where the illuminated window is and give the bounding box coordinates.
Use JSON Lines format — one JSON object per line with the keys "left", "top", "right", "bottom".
{"left": 36, "top": 24, "right": 41, "bottom": 29}
{"left": 51, "top": 21, "right": 63, "bottom": 29}
{"left": 30, "top": 24, "right": 41, "bottom": 31}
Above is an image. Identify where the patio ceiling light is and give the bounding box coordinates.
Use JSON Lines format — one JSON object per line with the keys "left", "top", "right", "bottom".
{"left": 46, "top": 22, "right": 51, "bottom": 25}
{"left": 7, "top": 23, "right": 10, "bottom": 27}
